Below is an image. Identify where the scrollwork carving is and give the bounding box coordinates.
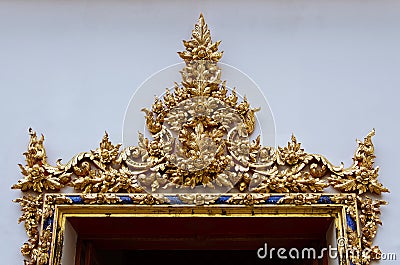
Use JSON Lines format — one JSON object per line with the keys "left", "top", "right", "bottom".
{"left": 13, "top": 194, "right": 43, "bottom": 265}
{"left": 277, "top": 193, "right": 321, "bottom": 205}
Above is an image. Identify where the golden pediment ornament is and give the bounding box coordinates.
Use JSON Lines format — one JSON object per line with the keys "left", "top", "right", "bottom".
{"left": 12, "top": 14, "right": 388, "bottom": 265}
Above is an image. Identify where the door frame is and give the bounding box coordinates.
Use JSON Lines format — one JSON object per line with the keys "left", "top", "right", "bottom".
{"left": 45, "top": 193, "right": 358, "bottom": 265}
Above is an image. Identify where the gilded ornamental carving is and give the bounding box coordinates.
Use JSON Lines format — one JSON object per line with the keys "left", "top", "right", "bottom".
{"left": 12, "top": 14, "right": 388, "bottom": 265}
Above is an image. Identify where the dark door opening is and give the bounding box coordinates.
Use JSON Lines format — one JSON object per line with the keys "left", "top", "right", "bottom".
{"left": 70, "top": 217, "right": 333, "bottom": 265}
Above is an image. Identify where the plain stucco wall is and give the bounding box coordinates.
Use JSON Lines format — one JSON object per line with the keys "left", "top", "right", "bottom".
{"left": 1, "top": 0, "right": 399, "bottom": 264}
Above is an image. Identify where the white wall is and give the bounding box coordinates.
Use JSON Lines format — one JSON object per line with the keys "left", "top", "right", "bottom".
{"left": 1, "top": 0, "right": 399, "bottom": 264}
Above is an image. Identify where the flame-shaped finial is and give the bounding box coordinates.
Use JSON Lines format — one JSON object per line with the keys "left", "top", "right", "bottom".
{"left": 178, "top": 13, "right": 223, "bottom": 62}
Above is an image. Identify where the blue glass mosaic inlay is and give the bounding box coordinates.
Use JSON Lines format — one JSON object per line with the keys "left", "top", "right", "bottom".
{"left": 318, "top": 196, "right": 333, "bottom": 204}
{"left": 166, "top": 196, "right": 183, "bottom": 204}
{"left": 119, "top": 196, "right": 132, "bottom": 204}
{"left": 266, "top": 196, "right": 283, "bottom": 204}
{"left": 68, "top": 195, "right": 84, "bottom": 204}
{"left": 214, "top": 196, "right": 230, "bottom": 204}
{"left": 346, "top": 214, "right": 357, "bottom": 231}
{"left": 43, "top": 217, "right": 53, "bottom": 229}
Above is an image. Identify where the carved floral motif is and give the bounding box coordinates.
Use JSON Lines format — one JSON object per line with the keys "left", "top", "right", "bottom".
{"left": 277, "top": 193, "right": 321, "bottom": 205}
{"left": 226, "top": 193, "right": 270, "bottom": 206}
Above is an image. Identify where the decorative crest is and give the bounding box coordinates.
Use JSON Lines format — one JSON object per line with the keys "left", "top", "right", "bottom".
{"left": 12, "top": 14, "right": 388, "bottom": 265}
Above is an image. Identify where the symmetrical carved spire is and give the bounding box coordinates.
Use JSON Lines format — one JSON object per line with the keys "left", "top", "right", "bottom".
{"left": 178, "top": 13, "right": 223, "bottom": 62}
